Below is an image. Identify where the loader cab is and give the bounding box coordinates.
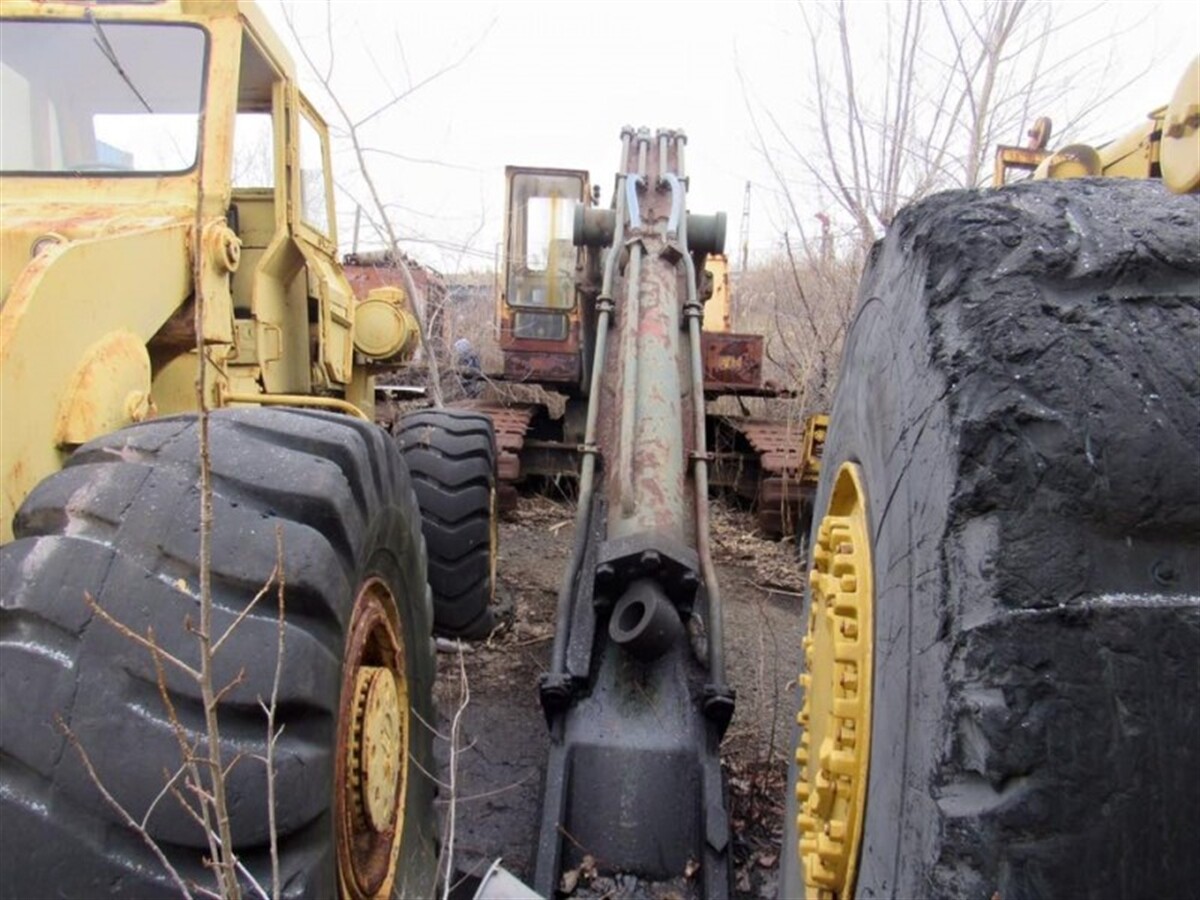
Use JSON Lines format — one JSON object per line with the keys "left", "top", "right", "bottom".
{"left": 139, "top": 4, "right": 354, "bottom": 414}
{"left": 499, "top": 167, "right": 590, "bottom": 390}
{"left": 223, "top": 16, "right": 349, "bottom": 404}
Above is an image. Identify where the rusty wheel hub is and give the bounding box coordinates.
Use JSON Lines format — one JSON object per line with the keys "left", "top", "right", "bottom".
{"left": 336, "top": 578, "right": 410, "bottom": 899}
{"left": 349, "top": 667, "right": 402, "bottom": 832}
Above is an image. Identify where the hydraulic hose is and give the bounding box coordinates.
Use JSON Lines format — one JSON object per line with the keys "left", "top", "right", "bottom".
{"left": 666, "top": 166, "right": 728, "bottom": 692}
{"left": 547, "top": 131, "right": 632, "bottom": 678}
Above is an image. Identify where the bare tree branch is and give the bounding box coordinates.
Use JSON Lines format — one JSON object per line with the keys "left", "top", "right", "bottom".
{"left": 84, "top": 593, "right": 200, "bottom": 681}
{"left": 441, "top": 645, "right": 471, "bottom": 900}
{"left": 60, "top": 719, "right": 195, "bottom": 900}
{"left": 354, "top": 18, "right": 496, "bottom": 129}
{"left": 281, "top": 2, "right": 499, "bottom": 408}
{"left": 259, "top": 524, "right": 286, "bottom": 900}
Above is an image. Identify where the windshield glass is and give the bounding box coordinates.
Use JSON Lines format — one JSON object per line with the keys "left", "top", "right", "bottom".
{"left": 506, "top": 173, "right": 582, "bottom": 310}
{"left": 0, "top": 19, "right": 206, "bottom": 174}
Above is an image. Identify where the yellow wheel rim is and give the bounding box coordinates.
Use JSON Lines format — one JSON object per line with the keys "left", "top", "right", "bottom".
{"left": 796, "top": 462, "right": 873, "bottom": 899}
{"left": 336, "top": 578, "right": 411, "bottom": 899}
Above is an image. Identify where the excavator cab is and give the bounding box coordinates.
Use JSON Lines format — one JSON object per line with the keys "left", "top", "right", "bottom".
{"left": 498, "top": 166, "right": 591, "bottom": 389}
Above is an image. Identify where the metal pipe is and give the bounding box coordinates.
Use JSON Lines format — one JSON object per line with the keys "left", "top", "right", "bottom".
{"left": 625, "top": 174, "right": 644, "bottom": 229}
{"left": 676, "top": 131, "right": 687, "bottom": 181}
{"left": 678, "top": 198, "right": 727, "bottom": 691}
{"left": 548, "top": 133, "right": 631, "bottom": 677}
{"left": 657, "top": 130, "right": 669, "bottom": 185}
{"left": 219, "top": 391, "right": 370, "bottom": 421}
{"left": 664, "top": 173, "right": 684, "bottom": 241}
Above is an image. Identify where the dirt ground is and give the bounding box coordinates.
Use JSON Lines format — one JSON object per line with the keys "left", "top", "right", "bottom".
{"left": 432, "top": 490, "right": 807, "bottom": 900}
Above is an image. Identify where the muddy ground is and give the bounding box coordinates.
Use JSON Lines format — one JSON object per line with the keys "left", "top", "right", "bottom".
{"left": 432, "top": 490, "right": 807, "bottom": 900}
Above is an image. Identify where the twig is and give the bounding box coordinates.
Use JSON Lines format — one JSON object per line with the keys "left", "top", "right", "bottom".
{"left": 409, "top": 705, "right": 452, "bottom": 743}
{"left": 84, "top": 593, "right": 199, "bottom": 681}
{"left": 441, "top": 645, "right": 470, "bottom": 900}
{"left": 212, "top": 567, "right": 279, "bottom": 653}
{"left": 408, "top": 751, "right": 453, "bottom": 793}
{"left": 281, "top": 5, "right": 467, "bottom": 409}
{"left": 750, "top": 582, "right": 805, "bottom": 598}
{"left": 141, "top": 762, "right": 191, "bottom": 831}
{"left": 262, "top": 525, "right": 286, "bottom": 900}
{"left": 212, "top": 671, "right": 247, "bottom": 708}
{"left": 433, "top": 771, "right": 536, "bottom": 806}
{"left": 555, "top": 824, "right": 604, "bottom": 867}
{"left": 59, "top": 718, "right": 195, "bottom": 900}
{"left": 510, "top": 635, "right": 553, "bottom": 647}
{"left": 148, "top": 632, "right": 222, "bottom": 876}
{"left": 222, "top": 844, "right": 270, "bottom": 900}
{"left": 167, "top": 785, "right": 271, "bottom": 900}
{"left": 188, "top": 84, "right": 240, "bottom": 900}
{"left": 221, "top": 751, "right": 247, "bottom": 781}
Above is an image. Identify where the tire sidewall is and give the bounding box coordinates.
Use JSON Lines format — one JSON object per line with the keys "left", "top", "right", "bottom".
{"left": 782, "top": 244, "right": 959, "bottom": 899}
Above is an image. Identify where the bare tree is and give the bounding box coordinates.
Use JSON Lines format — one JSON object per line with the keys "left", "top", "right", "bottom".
{"left": 738, "top": 0, "right": 1146, "bottom": 404}
{"left": 750, "top": 0, "right": 1143, "bottom": 256}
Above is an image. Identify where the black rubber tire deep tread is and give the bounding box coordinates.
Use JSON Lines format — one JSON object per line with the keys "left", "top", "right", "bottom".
{"left": 396, "top": 408, "right": 497, "bottom": 640}
{"left": 0, "top": 408, "right": 438, "bottom": 899}
{"left": 780, "top": 179, "right": 1200, "bottom": 899}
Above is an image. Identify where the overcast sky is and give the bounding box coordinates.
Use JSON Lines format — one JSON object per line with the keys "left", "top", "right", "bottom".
{"left": 264, "top": 0, "right": 1199, "bottom": 274}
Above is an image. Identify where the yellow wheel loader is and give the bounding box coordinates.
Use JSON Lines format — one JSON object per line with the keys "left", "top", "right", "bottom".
{"left": 0, "top": 2, "right": 453, "bottom": 895}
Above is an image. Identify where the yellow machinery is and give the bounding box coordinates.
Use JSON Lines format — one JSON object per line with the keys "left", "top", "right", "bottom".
{"left": 0, "top": 3, "right": 445, "bottom": 897}
{"left": 994, "top": 57, "right": 1200, "bottom": 191}
{"left": 702, "top": 253, "right": 732, "bottom": 332}
{"left": 0, "top": 0, "right": 422, "bottom": 543}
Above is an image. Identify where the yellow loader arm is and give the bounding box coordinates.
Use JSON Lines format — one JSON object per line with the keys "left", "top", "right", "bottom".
{"left": 0, "top": 222, "right": 216, "bottom": 541}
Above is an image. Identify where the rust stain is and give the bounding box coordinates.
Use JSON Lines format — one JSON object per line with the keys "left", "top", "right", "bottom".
{"left": 702, "top": 331, "right": 763, "bottom": 391}
{"left": 502, "top": 350, "right": 579, "bottom": 383}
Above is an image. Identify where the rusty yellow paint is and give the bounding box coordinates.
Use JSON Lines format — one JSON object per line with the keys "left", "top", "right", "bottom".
{"left": 199, "top": 222, "right": 242, "bottom": 345}
{"left": 0, "top": 225, "right": 193, "bottom": 542}
{"left": 1163, "top": 57, "right": 1200, "bottom": 193}
{"left": 151, "top": 352, "right": 213, "bottom": 418}
{"left": 1028, "top": 59, "right": 1199, "bottom": 193}
{"left": 346, "top": 368, "right": 377, "bottom": 422}
{"left": 703, "top": 254, "right": 732, "bottom": 333}
{"left": 355, "top": 287, "right": 418, "bottom": 362}
{"left": 0, "top": 0, "right": 417, "bottom": 543}
{"left": 54, "top": 331, "right": 153, "bottom": 447}
{"left": 996, "top": 58, "right": 1199, "bottom": 194}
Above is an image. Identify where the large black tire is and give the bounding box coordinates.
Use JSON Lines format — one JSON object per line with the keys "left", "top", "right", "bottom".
{"left": 781, "top": 179, "right": 1200, "bottom": 899}
{"left": 396, "top": 409, "right": 497, "bottom": 640}
{"left": 0, "top": 408, "right": 438, "bottom": 899}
